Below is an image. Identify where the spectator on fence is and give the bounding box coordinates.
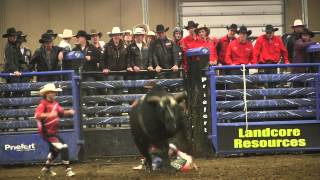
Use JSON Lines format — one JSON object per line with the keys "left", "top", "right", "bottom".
{"left": 146, "top": 30, "right": 156, "bottom": 47}
{"left": 58, "top": 29, "right": 74, "bottom": 73}
{"left": 225, "top": 26, "right": 253, "bottom": 73}
{"left": 180, "top": 21, "right": 199, "bottom": 71}
{"left": 45, "top": 29, "right": 58, "bottom": 41}
{"left": 127, "top": 27, "right": 153, "bottom": 75}
{"left": 127, "top": 28, "right": 153, "bottom": 93}
{"left": 72, "top": 30, "right": 101, "bottom": 94}
{"left": 285, "top": 19, "right": 306, "bottom": 62}
{"left": 217, "top": 24, "right": 238, "bottom": 66}
{"left": 173, "top": 27, "right": 184, "bottom": 67}
{"left": 90, "top": 29, "right": 105, "bottom": 54}
{"left": 194, "top": 24, "right": 218, "bottom": 67}
{"left": 253, "top": 24, "right": 289, "bottom": 77}
{"left": 293, "top": 28, "right": 316, "bottom": 64}
{"left": 58, "top": 29, "right": 73, "bottom": 52}
{"left": 35, "top": 83, "right": 75, "bottom": 177}
{"left": 123, "top": 29, "right": 133, "bottom": 47}
{"left": 151, "top": 24, "right": 179, "bottom": 78}
{"left": 16, "top": 31, "right": 32, "bottom": 71}
{"left": 30, "top": 33, "right": 63, "bottom": 82}
{"left": 2, "top": 27, "right": 29, "bottom": 97}
{"left": 102, "top": 27, "right": 128, "bottom": 93}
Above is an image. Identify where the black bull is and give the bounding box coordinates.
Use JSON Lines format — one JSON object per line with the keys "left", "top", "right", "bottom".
{"left": 129, "top": 87, "right": 189, "bottom": 170}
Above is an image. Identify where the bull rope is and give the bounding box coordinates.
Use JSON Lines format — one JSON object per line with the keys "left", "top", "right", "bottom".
{"left": 241, "top": 65, "right": 249, "bottom": 131}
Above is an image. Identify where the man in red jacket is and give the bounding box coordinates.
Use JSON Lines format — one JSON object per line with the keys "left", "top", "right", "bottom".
{"left": 194, "top": 24, "right": 218, "bottom": 66}
{"left": 35, "top": 83, "right": 75, "bottom": 177}
{"left": 180, "top": 21, "right": 199, "bottom": 71}
{"left": 253, "top": 24, "right": 289, "bottom": 65}
{"left": 217, "top": 24, "right": 238, "bottom": 65}
{"left": 225, "top": 26, "right": 253, "bottom": 69}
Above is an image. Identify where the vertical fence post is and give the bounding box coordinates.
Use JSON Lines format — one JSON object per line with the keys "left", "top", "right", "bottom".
{"left": 209, "top": 66, "right": 218, "bottom": 153}
{"left": 71, "top": 71, "right": 84, "bottom": 159}
{"left": 316, "top": 66, "right": 320, "bottom": 120}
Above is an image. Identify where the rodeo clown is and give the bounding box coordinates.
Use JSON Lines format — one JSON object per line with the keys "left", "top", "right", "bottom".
{"left": 34, "top": 83, "right": 76, "bottom": 177}
{"left": 133, "top": 143, "right": 198, "bottom": 172}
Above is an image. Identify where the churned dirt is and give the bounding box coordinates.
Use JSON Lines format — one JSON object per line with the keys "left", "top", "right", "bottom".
{"left": 1, "top": 154, "right": 320, "bottom": 180}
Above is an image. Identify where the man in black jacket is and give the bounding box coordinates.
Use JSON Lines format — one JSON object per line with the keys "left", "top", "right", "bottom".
{"left": 102, "top": 27, "right": 128, "bottom": 94}
{"left": 2, "top": 27, "right": 29, "bottom": 97}
{"left": 73, "top": 30, "right": 101, "bottom": 95}
{"left": 30, "top": 33, "right": 63, "bottom": 82}
{"left": 152, "top": 24, "right": 179, "bottom": 78}
{"left": 285, "top": 19, "right": 306, "bottom": 62}
{"left": 127, "top": 27, "right": 153, "bottom": 93}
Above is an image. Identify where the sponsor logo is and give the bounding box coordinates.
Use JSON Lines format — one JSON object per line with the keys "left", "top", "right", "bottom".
{"left": 4, "top": 143, "right": 36, "bottom": 152}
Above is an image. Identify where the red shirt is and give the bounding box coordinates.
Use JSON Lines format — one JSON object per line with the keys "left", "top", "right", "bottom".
{"left": 218, "top": 35, "right": 236, "bottom": 65}
{"left": 180, "top": 35, "right": 198, "bottom": 70}
{"left": 225, "top": 38, "right": 253, "bottom": 65}
{"left": 192, "top": 37, "right": 218, "bottom": 64}
{"left": 35, "top": 99, "right": 64, "bottom": 142}
{"left": 253, "top": 35, "right": 289, "bottom": 64}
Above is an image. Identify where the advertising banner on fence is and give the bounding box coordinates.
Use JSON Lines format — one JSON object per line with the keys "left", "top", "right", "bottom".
{"left": 218, "top": 123, "right": 320, "bottom": 151}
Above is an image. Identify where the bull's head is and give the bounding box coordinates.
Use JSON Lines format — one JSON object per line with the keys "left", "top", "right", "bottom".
{"left": 146, "top": 92, "right": 187, "bottom": 135}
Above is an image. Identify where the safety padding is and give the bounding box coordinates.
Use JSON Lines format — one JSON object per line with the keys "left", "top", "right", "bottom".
{"left": 186, "top": 47, "right": 210, "bottom": 57}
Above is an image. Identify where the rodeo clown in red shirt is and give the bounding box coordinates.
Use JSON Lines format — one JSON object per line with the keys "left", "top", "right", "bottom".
{"left": 225, "top": 25, "right": 254, "bottom": 68}
{"left": 34, "top": 83, "right": 76, "bottom": 177}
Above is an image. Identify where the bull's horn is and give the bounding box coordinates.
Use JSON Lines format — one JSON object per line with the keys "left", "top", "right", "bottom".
{"left": 173, "top": 91, "right": 187, "bottom": 103}
{"left": 146, "top": 96, "right": 161, "bottom": 103}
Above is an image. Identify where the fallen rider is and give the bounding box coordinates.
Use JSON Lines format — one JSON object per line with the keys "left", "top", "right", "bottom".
{"left": 133, "top": 143, "right": 198, "bottom": 172}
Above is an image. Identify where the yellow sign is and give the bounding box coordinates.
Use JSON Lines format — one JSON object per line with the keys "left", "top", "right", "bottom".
{"left": 234, "top": 128, "right": 306, "bottom": 148}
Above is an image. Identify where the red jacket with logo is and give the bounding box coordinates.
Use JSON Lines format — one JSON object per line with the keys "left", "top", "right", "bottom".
{"left": 225, "top": 39, "right": 253, "bottom": 65}
{"left": 180, "top": 35, "right": 198, "bottom": 70}
{"left": 253, "top": 35, "right": 289, "bottom": 64}
{"left": 192, "top": 37, "right": 218, "bottom": 64}
{"left": 35, "top": 99, "right": 64, "bottom": 142}
{"left": 218, "top": 35, "right": 236, "bottom": 65}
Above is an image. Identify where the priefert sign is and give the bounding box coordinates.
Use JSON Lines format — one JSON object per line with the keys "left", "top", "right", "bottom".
{"left": 4, "top": 143, "right": 36, "bottom": 152}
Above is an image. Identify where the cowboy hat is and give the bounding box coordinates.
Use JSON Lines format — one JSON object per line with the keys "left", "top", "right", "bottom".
{"left": 58, "top": 29, "right": 74, "bottom": 39}
{"left": 2, "top": 27, "right": 19, "bottom": 38}
{"left": 39, "top": 33, "right": 54, "bottom": 43}
{"left": 184, "top": 21, "right": 199, "bottom": 30}
{"left": 237, "top": 25, "right": 252, "bottom": 36}
{"left": 39, "top": 83, "right": 62, "bottom": 95}
{"left": 301, "top": 28, "right": 314, "bottom": 38}
{"left": 74, "top": 30, "right": 91, "bottom": 40}
{"left": 107, "top": 27, "right": 123, "bottom": 36}
{"left": 90, "top": 29, "right": 102, "bottom": 38}
{"left": 195, "top": 24, "right": 210, "bottom": 36}
{"left": 263, "top": 24, "right": 279, "bottom": 33}
{"left": 291, "top": 19, "right": 305, "bottom": 27}
{"left": 226, "top": 24, "right": 238, "bottom": 31}
{"left": 133, "top": 27, "right": 145, "bottom": 35}
{"left": 46, "top": 29, "right": 58, "bottom": 39}
{"left": 16, "top": 31, "right": 27, "bottom": 43}
{"left": 156, "top": 24, "right": 169, "bottom": 33}
{"left": 147, "top": 31, "right": 156, "bottom": 36}
{"left": 173, "top": 27, "right": 183, "bottom": 37}
{"left": 134, "top": 24, "right": 150, "bottom": 34}
{"left": 123, "top": 29, "right": 133, "bottom": 35}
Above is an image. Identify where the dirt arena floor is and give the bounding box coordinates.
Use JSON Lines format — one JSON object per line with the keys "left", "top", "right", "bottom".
{"left": 1, "top": 153, "right": 320, "bottom": 180}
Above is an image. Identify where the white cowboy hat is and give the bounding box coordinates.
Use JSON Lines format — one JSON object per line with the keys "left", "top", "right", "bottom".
{"left": 291, "top": 19, "right": 305, "bottom": 27}
{"left": 58, "top": 29, "right": 74, "bottom": 39}
{"left": 39, "top": 83, "right": 62, "bottom": 95}
{"left": 123, "top": 29, "right": 133, "bottom": 35}
{"left": 107, "top": 27, "right": 123, "bottom": 36}
{"left": 133, "top": 28, "right": 145, "bottom": 35}
{"left": 147, "top": 31, "right": 156, "bottom": 36}
{"left": 134, "top": 24, "right": 150, "bottom": 33}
